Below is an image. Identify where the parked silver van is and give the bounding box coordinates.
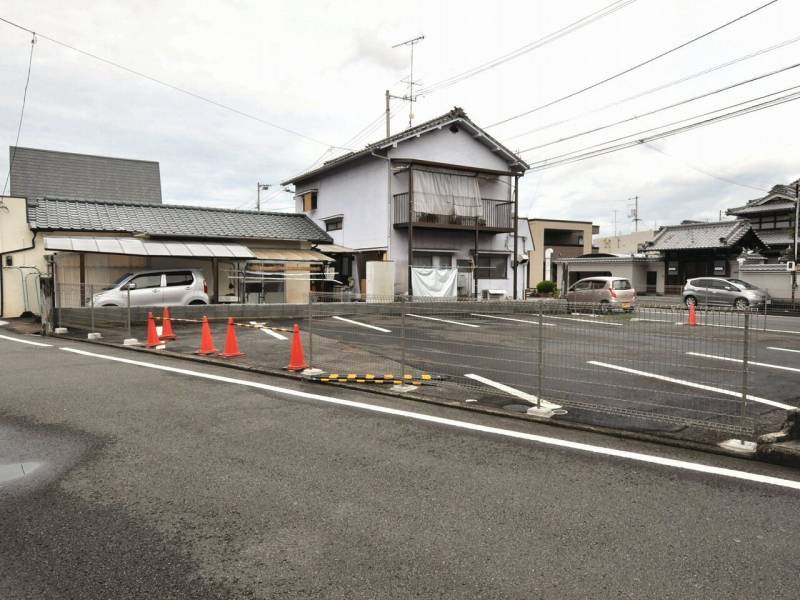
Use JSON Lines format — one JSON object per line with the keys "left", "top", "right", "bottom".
{"left": 566, "top": 276, "right": 637, "bottom": 312}
{"left": 92, "top": 269, "right": 209, "bottom": 307}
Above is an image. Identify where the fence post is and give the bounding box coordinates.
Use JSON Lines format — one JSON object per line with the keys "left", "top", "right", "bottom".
{"left": 740, "top": 310, "right": 750, "bottom": 432}
{"left": 308, "top": 292, "right": 313, "bottom": 364}
{"left": 126, "top": 285, "right": 132, "bottom": 339}
{"left": 537, "top": 301, "right": 544, "bottom": 409}
{"left": 400, "top": 296, "right": 407, "bottom": 378}
{"left": 89, "top": 284, "right": 95, "bottom": 332}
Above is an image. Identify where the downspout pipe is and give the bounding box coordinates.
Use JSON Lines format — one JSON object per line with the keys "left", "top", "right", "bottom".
{"left": 370, "top": 151, "right": 392, "bottom": 261}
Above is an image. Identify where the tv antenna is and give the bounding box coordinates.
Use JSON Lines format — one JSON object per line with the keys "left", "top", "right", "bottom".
{"left": 389, "top": 34, "right": 425, "bottom": 131}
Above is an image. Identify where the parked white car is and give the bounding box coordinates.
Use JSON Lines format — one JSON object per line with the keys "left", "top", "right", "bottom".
{"left": 92, "top": 269, "right": 209, "bottom": 307}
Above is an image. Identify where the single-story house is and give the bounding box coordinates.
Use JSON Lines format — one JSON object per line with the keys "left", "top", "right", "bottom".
{"left": 643, "top": 220, "right": 768, "bottom": 293}
{"left": 0, "top": 196, "right": 332, "bottom": 318}
{"left": 554, "top": 253, "right": 665, "bottom": 295}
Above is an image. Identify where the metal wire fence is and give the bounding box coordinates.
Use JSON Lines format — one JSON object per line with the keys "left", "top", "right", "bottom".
{"left": 51, "top": 285, "right": 798, "bottom": 445}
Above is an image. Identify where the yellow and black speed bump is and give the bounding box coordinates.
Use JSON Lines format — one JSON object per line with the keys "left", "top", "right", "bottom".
{"left": 315, "top": 372, "right": 436, "bottom": 386}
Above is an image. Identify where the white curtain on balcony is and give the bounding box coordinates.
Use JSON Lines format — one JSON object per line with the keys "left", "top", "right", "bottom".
{"left": 412, "top": 170, "right": 482, "bottom": 218}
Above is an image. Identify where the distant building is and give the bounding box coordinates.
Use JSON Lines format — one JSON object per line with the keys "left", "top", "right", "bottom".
{"left": 527, "top": 219, "right": 598, "bottom": 285}
{"left": 593, "top": 229, "right": 655, "bottom": 255}
{"left": 9, "top": 146, "right": 163, "bottom": 204}
{"left": 727, "top": 180, "right": 798, "bottom": 260}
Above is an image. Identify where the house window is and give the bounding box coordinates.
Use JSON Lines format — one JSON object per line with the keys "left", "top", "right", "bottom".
{"left": 325, "top": 217, "right": 343, "bottom": 231}
{"left": 476, "top": 255, "right": 508, "bottom": 279}
{"left": 302, "top": 191, "right": 318, "bottom": 211}
{"left": 413, "top": 252, "right": 452, "bottom": 268}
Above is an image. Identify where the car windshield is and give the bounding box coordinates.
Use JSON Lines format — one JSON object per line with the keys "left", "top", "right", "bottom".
{"left": 104, "top": 272, "right": 133, "bottom": 290}
{"left": 726, "top": 278, "right": 756, "bottom": 290}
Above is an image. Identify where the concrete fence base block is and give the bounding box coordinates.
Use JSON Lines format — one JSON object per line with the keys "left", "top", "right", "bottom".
{"left": 302, "top": 368, "right": 325, "bottom": 376}
{"left": 392, "top": 384, "right": 418, "bottom": 393}
{"left": 526, "top": 406, "right": 559, "bottom": 419}
{"left": 122, "top": 338, "right": 139, "bottom": 346}
{"left": 54, "top": 327, "right": 69, "bottom": 334}
{"left": 87, "top": 332, "right": 103, "bottom": 340}
{"left": 719, "top": 439, "right": 757, "bottom": 455}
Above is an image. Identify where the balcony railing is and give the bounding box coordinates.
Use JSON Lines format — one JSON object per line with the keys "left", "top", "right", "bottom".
{"left": 392, "top": 193, "right": 514, "bottom": 231}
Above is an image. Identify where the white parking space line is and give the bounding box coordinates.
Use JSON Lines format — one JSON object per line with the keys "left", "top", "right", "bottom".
{"left": 768, "top": 346, "right": 800, "bottom": 354}
{"left": 406, "top": 314, "right": 480, "bottom": 328}
{"left": 464, "top": 373, "right": 562, "bottom": 410}
{"left": 470, "top": 313, "right": 555, "bottom": 326}
{"left": 544, "top": 315, "right": 622, "bottom": 326}
{"left": 630, "top": 318, "right": 675, "bottom": 323}
{"left": 0, "top": 320, "right": 8, "bottom": 326}
{"left": 0, "top": 333, "right": 52, "bottom": 347}
{"left": 56, "top": 347, "right": 800, "bottom": 491}
{"left": 332, "top": 315, "right": 391, "bottom": 333}
{"left": 588, "top": 360, "right": 795, "bottom": 411}
{"left": 261, "top": 328, "right": 288, "bottom": 341}
{"left": 676, "top": 322, "right": 800, "bottom": 335}
{"left": 687, "top": 352, "right": 800, "bottom": 374}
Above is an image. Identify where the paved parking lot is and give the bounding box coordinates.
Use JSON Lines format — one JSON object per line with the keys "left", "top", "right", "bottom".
{"left": 73, "top": 302, "right": 800, "bottom": 446}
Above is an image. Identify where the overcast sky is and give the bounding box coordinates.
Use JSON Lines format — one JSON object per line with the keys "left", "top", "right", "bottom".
{"left": 1, "top": 0, "right": 798, "bottom": 237}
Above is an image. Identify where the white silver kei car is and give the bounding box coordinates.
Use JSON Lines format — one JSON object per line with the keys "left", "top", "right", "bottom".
{"left": 92, "top": 269, "right": 209, "bottom": 307}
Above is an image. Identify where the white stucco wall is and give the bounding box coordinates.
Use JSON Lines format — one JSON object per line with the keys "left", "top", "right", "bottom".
{"left": 295, "top": 156, "right": 389, "bottom": 252}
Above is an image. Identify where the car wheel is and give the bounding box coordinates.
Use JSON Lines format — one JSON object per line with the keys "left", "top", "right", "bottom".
{"left": 684, "top": 296, "right": 697, "bottom": 308}
{"left": 599, "top": 301, "right": 610, "bottom": 314}
{"left": 188, "top": 300, "right": 207, "bottom": 305}
{"left": 734, "top": 298, "right": 749, "bottom": 309}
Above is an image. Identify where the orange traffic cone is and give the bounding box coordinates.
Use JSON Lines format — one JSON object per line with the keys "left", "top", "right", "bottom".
{"left": 286, "top": 323, "right": 309, "bottom": 371}
{"left": 160, "top": 306, "right": 176, "bottom": 340}
{"left": 688, "top": 303, "right": 697, "bottom": 327}
{"left": 146, "top": 312, "right": 162, "bottom": 348}
{"left": 195, "top": 316, "right": 218, "bottom": 355}
{"left": 221, "top": 318, "right": 243, "bottom": 358}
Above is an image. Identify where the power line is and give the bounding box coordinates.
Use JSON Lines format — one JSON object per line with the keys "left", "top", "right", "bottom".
{"left": 417, "top": 0, "right": 636, "bottom": 96}
{"left": 524, "top": 86, "right": 800, "bottom": 172}
{"left": 505, "top": 32, "right": 800, "bottom": 142}
{"left": 519, "top": 61, "right": 800, "bottom": 153}
{"left": 0, "top": 16, "right": 348, "bottom": 150}
{"left": 486, "top": 0, "right": 779, "bottom": 129}
{"left": 643, "top": 143, "right": 769, "bottom": 192}
{"left": 2, "top": 32, "right": 36, "bottom": 196}
{"left": 522, "top": 84, "right": 800, "bottom": 163}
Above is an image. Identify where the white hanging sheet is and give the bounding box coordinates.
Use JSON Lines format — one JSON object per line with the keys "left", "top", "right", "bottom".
{"left": 410, "top": 267, "right": 458, "bottom": 298}
{"left": 412, "top": 170, "right": 482, "bottom": 218}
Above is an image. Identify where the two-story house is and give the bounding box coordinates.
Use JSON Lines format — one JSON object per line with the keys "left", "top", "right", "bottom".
{"left": 282, "top": 107, "right": 529, "bottom": 298}
{"left": 727, "top": 180, "right": 798, "bottom": 260}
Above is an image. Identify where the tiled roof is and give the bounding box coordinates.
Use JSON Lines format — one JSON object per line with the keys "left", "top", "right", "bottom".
{"left": 727, "top": 201, "right": 796, "bottom": 215}
{"left": 752, "top": 230, "right": 794, "bottom": 245}
{"left": 282, "top": 107, "right": 528, "bottom": 185}
{"left": 10, "top": 146, "right": 162, "bottom": 204}
{"left": 28, "top": 197, "right": 332, "bottom": 243}
{"left": 647, "top": 220, "right": 765, "bottom": 251}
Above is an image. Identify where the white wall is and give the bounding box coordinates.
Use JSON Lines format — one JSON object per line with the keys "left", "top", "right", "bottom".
{"left": 295, "top": 156, "right": 389, "bottom": 251}
{"left": 388, "top": 126, "right": 511, "bottom": 172}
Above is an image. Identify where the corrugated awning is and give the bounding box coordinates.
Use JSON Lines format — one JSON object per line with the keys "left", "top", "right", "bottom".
{"left": 250, "top": 248, "right": 333, "bottom": 262}
{"left": 315, "top": 243, "right": 354, "bottom": 254}
{"left": 44, "top": 236, "right": 255, "bottom": 258}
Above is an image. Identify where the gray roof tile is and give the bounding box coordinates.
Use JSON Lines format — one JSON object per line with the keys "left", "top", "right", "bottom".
{"left": 648, "top": 220, "right": 765, "bottom": 251}
{"left": 28, "top": 197, "right": 332, "bottom": 243}
{"left": 10, "top": 146, "right": 162, "bottom": 204}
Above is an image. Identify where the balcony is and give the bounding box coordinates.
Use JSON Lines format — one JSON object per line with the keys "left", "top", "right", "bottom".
{"left": 392, "top": 193, "right": 514, "bottom": 232}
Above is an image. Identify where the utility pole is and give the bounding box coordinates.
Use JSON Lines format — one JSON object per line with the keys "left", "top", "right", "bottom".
{"left": 612, "top": 209, "right": 618, "bottom": 238}
{"left": 792, "top": 178, "right": 799, "bottom": 305}
{"left": 256, "top": 182, "right": 270, "bottom": 211}
{"left": 385, "top": 90, "right": 391, "bottom": 137}
{"left": 628, "top": 196, "right": 641, "bottom": 232}
{"left": 391, "top": 35, "right": 424, "bottom": 129}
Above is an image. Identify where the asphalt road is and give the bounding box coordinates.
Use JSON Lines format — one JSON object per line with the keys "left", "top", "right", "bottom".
{"left": 1, "top": 329, "right": 800, "bottom": 599}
